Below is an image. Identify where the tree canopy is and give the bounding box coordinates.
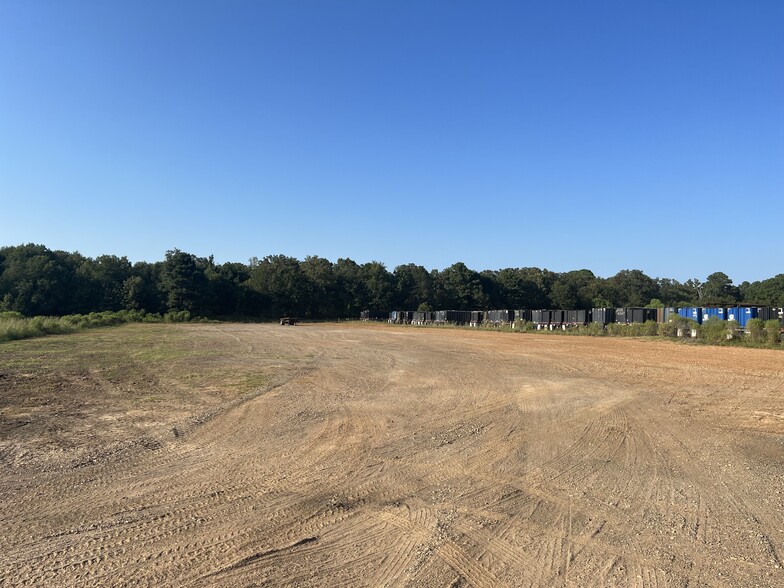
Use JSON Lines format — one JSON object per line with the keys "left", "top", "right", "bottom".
{"left": 1, "top": 243, "right": 781, "bottom": 319}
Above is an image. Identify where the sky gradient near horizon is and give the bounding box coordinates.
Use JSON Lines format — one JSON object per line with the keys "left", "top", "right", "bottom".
{"left": 1, "top": 1, "right": 782, "bottom": 284}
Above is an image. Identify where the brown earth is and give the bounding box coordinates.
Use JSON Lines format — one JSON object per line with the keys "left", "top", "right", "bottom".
{"left": 1, "top": 322, "right": 783, "bottom": 587}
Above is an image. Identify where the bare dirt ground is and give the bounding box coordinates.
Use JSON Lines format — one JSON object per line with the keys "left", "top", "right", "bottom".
{"left": 1, "top": 323, "right": 783, "bottom": 587}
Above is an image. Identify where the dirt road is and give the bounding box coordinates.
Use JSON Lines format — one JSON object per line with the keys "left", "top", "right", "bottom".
{"left": 1, "top": 323, "right": 783, "bottom": 587}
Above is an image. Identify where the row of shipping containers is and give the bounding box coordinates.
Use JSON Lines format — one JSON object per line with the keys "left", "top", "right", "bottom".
{"left": 363, "top": 307, "right": 784, "bottom": 328}
{"left": 677, "top": 306, "right": 784, "bottom": 328}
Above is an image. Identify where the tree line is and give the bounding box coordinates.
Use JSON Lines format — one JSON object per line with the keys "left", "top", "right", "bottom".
{"left": 1, "top": 244, "right": 782, "bottom": 319}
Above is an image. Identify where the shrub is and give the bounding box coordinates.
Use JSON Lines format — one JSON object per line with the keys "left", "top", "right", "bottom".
{"left": 700, "top": 317, "right": 728, "bottom": 344}
{"left": 164, "top": 310, "right": 192, "bottom": 323}
{"left": 747, "top": 318, "right": 765, "bottom": 343}
{"left": 642, "top": 320, "right": 659, "bottom": 336}
{"left": 606, "top": 323, "right": 626, "bottom": 336}
{"left": 726, "top": 320, "right": 741, "bottom": 340}
{"left": 583, "top": 322, "right": 606, "bottom": 336}
{"left": 0, "top": 311, "right": 24, "bottom": 320}
{"left": 658, "top": 320, "right": 678, "bottom": 337}
{"left": 765, "top": 319, "right": 781, "bottom": 345}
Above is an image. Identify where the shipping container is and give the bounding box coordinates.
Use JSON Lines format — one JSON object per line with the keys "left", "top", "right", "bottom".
{"left": 532, "top": 309, "right": 551, "bottom": 325}
{"left": 625, "top": 308, "right": 657, "bottom": 323}
{"left": 615, "top": 308, "right": 627, "bottom": 324}
{"left": 550, "top": 310, "right": 565, "bottom": 325}
{"left": 435, "top": 310, "right": 471, "bottom": 325}
{"left": 677, "top": 307, "right": 703, "bottom": 324}
{"left": 361, "top": 309, "right": 389, "bottom": 321}
{"left": 486, "top": 309, "right": 514, "bottom": 325}
{"left": 591, "top": 308, "right": 615, "bottom": 324}
{"left": 470, "top": 311, "right": 484, "bottom": 326}
{"left": 702, "top": 308, "right": 727, "bottom": 322}
{"left": 758, "top": 307, "right": 777, "bottom": 321}
{"left": 727, "top": 307, "right": 758, "bottom": 328}
{"left": 562, "top": 309, "right": 589, "bottom": 325}
{"left": 516, "top": 309, "right": 532, "bottom": 323}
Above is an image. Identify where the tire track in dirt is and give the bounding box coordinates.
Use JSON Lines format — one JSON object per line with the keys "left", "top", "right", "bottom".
{"left": 2, "top": 324, "right": 784, "bottom": 587}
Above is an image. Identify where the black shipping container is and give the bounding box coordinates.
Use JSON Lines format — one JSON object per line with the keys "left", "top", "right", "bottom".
{"left": 615, "top": 308, "right": 627, "bottom": 324}
{"left": 628, "top": 308, "right": 649, "bottom": 324}
{"left": 361, "top": 309, "right": 389, "bottom": 321}
{"left": 565, "top": 309, "right": 589, "bottom": 325}
{"left": 441, "top": 310, "right": 471, "bottom": 324}
{"left": 532, "top": 309, "right": 551, "bottom": 324}
{"left": 487, "top": 309, "right": 514, "bottom": 323}
{"left": 592, "top": 308, "right": 615, "bottom": 324}
{"left": 516, "top": 309, "right": 532, "bottom": 322}
{"left": 435, "top": 310, "right": 467, "bottom": 323}
{"left": 550, "top": 310, "right": 565, "bottom": 324}
{"left": 470, "top": 310, "right": 484, "bottom": 325}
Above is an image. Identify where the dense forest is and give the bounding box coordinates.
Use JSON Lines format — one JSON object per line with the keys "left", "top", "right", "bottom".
{"left": 1, "top": 244, "right": 782, "bottom": 319}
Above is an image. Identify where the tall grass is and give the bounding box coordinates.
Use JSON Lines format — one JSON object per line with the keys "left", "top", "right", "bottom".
{"left": 0, "top": 310, "right": 173, "bottom": 343}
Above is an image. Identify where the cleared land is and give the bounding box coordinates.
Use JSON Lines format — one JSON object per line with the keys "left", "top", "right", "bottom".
{"left": 1, "top": 323, "right": 783, "bottom": 587}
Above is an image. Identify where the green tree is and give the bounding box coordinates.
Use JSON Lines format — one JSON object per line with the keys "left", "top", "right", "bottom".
{"left": 334, "top": 258, "right": 367, "bottom": 318}
{"left": 77, "top": 255, "right": 132, "bottom": 311}
{"left": 361, "top": 261, "right": 394, "bottom": 310}
{"left": 247, "top": 255, "right": 308, "bottom": 317}
{"left": 494, "top": 267, "right": 552, "bottom": 309}
{"left": 123, "top": 262, "right": 164, "bottom": 313}
{"left": 436, "top": 262, "right": 489, "bottom": 310}
{"left": 301, "top": 256, "right": 338, "bottom": 318}
{"left": 549, "top": 280, "right": 578, "bottom": 310}
{"left": 550, "top": 269, "right": 596, "bottom": 309}
{"left": 160, "top": 249, "right": 207, "bottom": 314}
{"left": 740, "top": 274, "right": 784, "bottom": 306}
{"left": 656, "top": 278, "right": 697, "bottom": 306}
{"left": 0, "top": 244, "right": 81, "bottom": 315}
{"left": 701, "top": 272, "right": 740, "bottom": 305}
{"left": 393, "top": 264, "right": 433, "bottom": 310}
{"left": 606, "top": 270, "right": 659, "bottom": 307}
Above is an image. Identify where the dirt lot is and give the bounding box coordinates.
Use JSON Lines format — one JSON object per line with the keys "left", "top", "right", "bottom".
{"left": 1, "top": 323, "right": 783, "bottom": 587}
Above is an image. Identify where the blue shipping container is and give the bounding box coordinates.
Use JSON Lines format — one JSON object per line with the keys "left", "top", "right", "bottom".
{"left": 678, "top": 307, "right": 703, "bottom": 324}
{"left": 727, "top": 307, "right": 758, "bottom": 328}
{"left": 702, "top": 308, "right": 727, "bottom": 322}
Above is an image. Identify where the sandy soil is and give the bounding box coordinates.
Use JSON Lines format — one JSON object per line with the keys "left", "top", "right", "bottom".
{"left": 1, "top": 323, "right": 783, "bottom": 587}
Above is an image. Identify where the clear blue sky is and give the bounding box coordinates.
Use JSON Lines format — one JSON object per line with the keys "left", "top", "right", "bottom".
{"left": 1, "top": 1, "right": 782, "bottom": 284}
